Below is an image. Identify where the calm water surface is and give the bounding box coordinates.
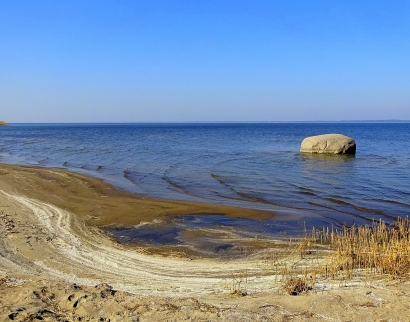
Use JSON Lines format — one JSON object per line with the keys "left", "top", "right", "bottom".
{"left": 1, "top": 123, "right": 409, "bottom": 239}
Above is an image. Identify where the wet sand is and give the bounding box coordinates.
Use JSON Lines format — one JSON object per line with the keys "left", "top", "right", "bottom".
{"left": 0, "top": 164, "right": 301, "bottom": 257}
{"left": 0, "top": 164, "right": 276, "bottom": 226}
{"left": 1, "top": 164, "right": 409, "bottom": 321}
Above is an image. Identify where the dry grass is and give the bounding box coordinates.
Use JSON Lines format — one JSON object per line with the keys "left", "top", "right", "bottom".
{"left": 225, "top": 270, "right": 249, "bottom": 296}
{"left": 312, "top": 217, "right": 410, "bottom": 279}
{"left": 271, "top": 217, "right": 410, "bottom": 295}
{"left": 282, "top": 277, "right": 312, "bottom": 296}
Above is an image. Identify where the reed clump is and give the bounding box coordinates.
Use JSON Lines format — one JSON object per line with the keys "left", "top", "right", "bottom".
{"left": 313, "top": 217, "right": 410, "bottom": 279}
{"left": 283, "top": 276, "right": 312, "bottom": 296}
{"left": 239, "top": 217, "right": 410, "bottom": 295}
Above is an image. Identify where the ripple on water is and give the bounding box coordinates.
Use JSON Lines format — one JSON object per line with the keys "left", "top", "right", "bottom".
{"left": 1, "top": 123, "right": 410, "bottom": 235}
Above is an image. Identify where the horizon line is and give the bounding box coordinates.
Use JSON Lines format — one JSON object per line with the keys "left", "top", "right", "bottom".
{"left": 4, "top": 120, "right": 410, "bottom": 125}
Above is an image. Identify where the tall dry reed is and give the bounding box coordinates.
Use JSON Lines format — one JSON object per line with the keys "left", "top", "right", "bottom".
{"left": 312, "top": 217, "right": 410, "bottom": 279}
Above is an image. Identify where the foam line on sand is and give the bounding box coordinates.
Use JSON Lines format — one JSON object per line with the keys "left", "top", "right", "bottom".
{"left": 1, "top": 190, "right": 276, "bottom": 297}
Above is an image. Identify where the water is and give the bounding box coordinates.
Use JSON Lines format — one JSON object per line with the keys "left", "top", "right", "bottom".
{"left": 1, "top": 123, "right": 409, "bottom": 236}
{"left": 108, "top": 214, "right": 310, "bottom": 256}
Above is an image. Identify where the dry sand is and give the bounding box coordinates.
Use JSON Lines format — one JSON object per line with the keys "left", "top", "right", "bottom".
{"left": 1, "top": 164, "right": 409, "bottom": 321}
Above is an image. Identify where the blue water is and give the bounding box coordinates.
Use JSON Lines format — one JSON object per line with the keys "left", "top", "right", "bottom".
{"left": 1, "top": 123, "right": 409, "bottom": 234}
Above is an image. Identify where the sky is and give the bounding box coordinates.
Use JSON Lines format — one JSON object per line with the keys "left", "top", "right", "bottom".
{"left": 1, "top": 1, "right": 409, "bottom": 122}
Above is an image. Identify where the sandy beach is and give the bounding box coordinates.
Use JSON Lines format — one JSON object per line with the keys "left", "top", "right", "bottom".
{"left": 1, "top": 164, "right": 410, "bottom": 321}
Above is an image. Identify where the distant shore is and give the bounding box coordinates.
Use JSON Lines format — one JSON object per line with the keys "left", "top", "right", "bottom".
{"left": 0, "top": 121, "right": 7, "bottom": 126}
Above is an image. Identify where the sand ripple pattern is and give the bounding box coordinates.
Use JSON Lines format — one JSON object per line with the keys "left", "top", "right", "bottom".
{"left": 1, "top": 190, "right": 275, "bottom": 297}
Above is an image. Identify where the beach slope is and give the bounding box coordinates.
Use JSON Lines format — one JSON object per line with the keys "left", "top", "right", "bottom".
{"left": 1, "top": 164, "right": 409, "bottom": 321}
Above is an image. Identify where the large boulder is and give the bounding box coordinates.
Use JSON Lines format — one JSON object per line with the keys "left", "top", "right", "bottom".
{"left": 300, "top": 134, "right": 356, "bottom": 155}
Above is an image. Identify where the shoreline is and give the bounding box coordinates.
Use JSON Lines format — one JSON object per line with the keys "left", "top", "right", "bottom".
{"left": 0, "top": 164, "right": 277, "bottom": 225}
{"left": 0, "top": 164, "right": 307, "bottom": 258}
{"left": 3, "top": 122, "right": 409, "bottom": 229}
{"left": 1, "top": 163, "right": 409, "bottom": 320}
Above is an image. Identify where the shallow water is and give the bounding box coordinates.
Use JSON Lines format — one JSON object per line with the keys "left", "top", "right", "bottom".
{"left": 1, "top": 123, "right": 409, "bottom": 237}
{"left": 108, "top": 213, "right": 305, "bottom": 256}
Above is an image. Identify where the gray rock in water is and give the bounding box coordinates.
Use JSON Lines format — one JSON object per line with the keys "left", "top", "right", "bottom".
{"left": 300, "top": 134, "right": 356, "bottom": 155}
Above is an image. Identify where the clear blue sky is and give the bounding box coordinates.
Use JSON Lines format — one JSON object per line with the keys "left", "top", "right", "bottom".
{"left": 1, "top": 1, "right": 409, "bottom": 122}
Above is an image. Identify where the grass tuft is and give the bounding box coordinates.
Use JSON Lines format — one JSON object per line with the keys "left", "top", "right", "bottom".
{"left": 282, "top": 277, "right": 312, "bottom": 296}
